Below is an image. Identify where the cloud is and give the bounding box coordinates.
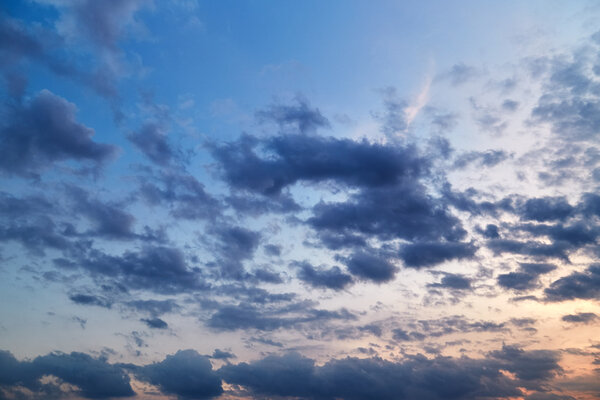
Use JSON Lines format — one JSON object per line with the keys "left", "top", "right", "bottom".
{"left": 295, "top": 261, "right": 354, "bottom": 290}
{"left": 0, "top": 349, "right": 134, "bottom": 399}
{"left": 71, "top": 245, "right": 207, "bottom": 294}
{"left": 141, "top": 317, "right": 168, "bottom": 329}
{"left": 207, "top": 303, "right": 356, "bottom": 332}
{"left": 400, "top": 241, "right": 477, "bottom": 268}
{"left": 138, "top": 170, "right": 222, "bottom": 221}
{"left": 530, "top": 42, "right": 600, "bottom": 142}
{"left": 209, "top": 133, "right": 427, "bottom": 196}
{"left": 66, "top": 186, "right": 137, "bottom": 240}
{"left": 544, "top": 264, "right": 600, "bottom": 301}
{"left": 310, "top": 184, "right": 466, "bottom": 246}
{"left": 518, "top": 197, "right": 575, "bottom": 222}
{"left": 497, "top": 263, "right": 556, "bottom": 291}
{"left": 428, "top": 273, "right": 472, "bottom": 290}
{"left": 0, "top": 215, "right": 76, "bottom": 256}
{"left": 561, "top": 312, "right": 598, "bottom": 324}
{"left": 487, "top": 239, "right": 569, "bottom": 260}
{"left": 453, "top": 150, "right": 511, "bottom": 169}
{"left": 210, "top": 224, "right": 261, "bottom": 279}
{"left": 489, "top": 345, "right": 562, "bottom": 382}
{"left": 126, "top": 299, "right": 180, "bottom": 316}
{"left": 128, "top": 122, "right": 177, "bottom": 166}
{"left": 70, "top": 293, "right": 112, "bottom": 308}
{"left": 344, "top": 252, "right": 397, "bottom": 283}
{"left": 134, "top": 350, "right": 223, "bottom": 399}
{"left": 372, "top": 87, "right": 409, "bottom": 137}
{"left": 0, "top": 90, "right": 117, "bottom": 178}
{"left": 438, "top": 63, "right": 479, "bottom": 86}
{"left": 210, "top": 349, "right": 235, "bottom": 360}
{"left": 220, "top": 345, "right": 562, "bottom": 400}
{"left": 256, "top": 96, "right": 330, "bottom": 133}
{"left": 55, "top": 0, "right": 148, "bottom": 52}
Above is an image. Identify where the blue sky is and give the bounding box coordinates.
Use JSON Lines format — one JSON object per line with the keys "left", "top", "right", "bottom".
{"left": 1, "top": 1, "right": 600, "bottom": 400}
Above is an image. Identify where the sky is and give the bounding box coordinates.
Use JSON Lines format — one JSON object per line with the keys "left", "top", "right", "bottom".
{"left": 1, "top": 0, "right": 600, "bottom": 399}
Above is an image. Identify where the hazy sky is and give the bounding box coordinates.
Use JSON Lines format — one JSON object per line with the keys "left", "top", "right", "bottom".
{"left": 1, "top": 1, "right": 600, "bottom": 399}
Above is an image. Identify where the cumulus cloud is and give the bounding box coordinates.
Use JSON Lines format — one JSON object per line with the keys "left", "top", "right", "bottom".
{"left": 256, "top": 96, "right": 330, "bottom": 133}
{"left": 544, "top": 264, "right": 600, "bottom": 301}
{"left": 0, "top": 350, "right": 134, "bottom": 399}
{"left": 0, "top": 90, "right": 117, "bottom": 177}
{"left": 220, "top": 345, "right": 562, "bottom": 400}
{"left": 134, "top": 350, "right": 223, "bottom": 399}
{"left": 295, "top": 261, "right": 354, "bottom": 290}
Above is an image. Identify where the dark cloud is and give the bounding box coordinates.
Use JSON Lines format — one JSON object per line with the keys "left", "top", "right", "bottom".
{"left": 391, "top": 328, "right": 425, "bottom": 342}
{"left": 580, "top": 193, "right": 600, "bottom": 217}
{"left": 510, "top": 318, "right": 537, "bottom": 327}
{"left": 66, "top": 186, "right": 137, "bottom": 240}
{"left": 519, "top": 197, "right": 574, "bottom": 222}
{"left": 256, "top": 97, "right": 330, "bottom": 133}
{"left": 225, "top": 193, "right": 300, "bottom": 216}
{"left": 251, "top": 267, "right": 284, "bottom": 284}
{"left": 0, "top": 14, "right": 79, "bottom": 97}
{"left": 428, "top": 273, "right": 472, "bottom": 290}
{"left": 141, "top": 317, "right": 168, "bottom": 329}
{"left": 310, "top": 184, "right": 466, "bottom": 246}
{"left": 211, "top": 224, "right": 261, "bottom": 279}
{"left": 358, "top": 324, "right": 383, "bottom": 338}
{"left": 220, "top": 345, "right": 562, "bottom": 400}
{"left": 344, "top": 252, "right": 397, "bottom": 283}
{"left": 0, "top": 215, "right": 75, "bottom": 256}
{"left": 210, "top": 349, "right": 235, "bottom": 360}
{"left": 138, "top": 171, "right": 222, "bottom": 221}
{"left": 400, "top": 241, "right": 477, "bottom": 268}
{"left": 498, "top": 271, "right": 542, "bottom": 292}
{"left": 128, "top": 123, "right": 177, "bottom": 166}
{"left": 296, "top": 261, "right": 354, "bottom": 290}
{"left": 210, "top": 133, "right": 427, "bottom": 196}
{"left": 72, "top": 245, "right": 207, "bottom": 294}
{"left": 497, "top": 263, "right": 556, "bottom": 291}
{"left": 561, "top": 312, "right": 598, "bottom": 324}
{"left": 314, "top": 231, "right": 368, "bottom": 251}
{"left": 479, "top": 224, "right": 500, "bottom": 239}
{"left": 0, "top": 90, "right": 117, "bottom": 177}
{"left": 0, "top": 191, "right": 54, "bottom": 218}
{"left": 518, "top": 221, "right": 600, "bottom": 248}
{"left": 135, "top": 350, "right": 223, "bottom": 399}
{"left": 207, "top": 303, "right": 356, "bottom": 332}
{"left": 0, "top": 349, "right": 134, "bottom": 399}
{"left": 214, "top": 284, "right": 295, "bottom": 305}
{"left": 489, "top": 345, "right": 562, "bottom": 382}
{"left": 545, "top": 264, "right": 600, "bottom": 301}
{"left": 408, "top": 315, "right": 506, "bottom": 338}
{"left": 214, "top": 225, "right": 260, "bottom": 261}
{"left": 442, "top": 185, "right": 514, "bottom": 218}
{"left": 69, "top": 293, "right": 112, "bottom": 308}
{"left": 487, "top": 239, "right": 569, "bottom": 260}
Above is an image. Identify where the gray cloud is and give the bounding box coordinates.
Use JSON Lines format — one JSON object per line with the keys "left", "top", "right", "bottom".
{"left": 0, "top": 90, "right": 117, "bottom": 178}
